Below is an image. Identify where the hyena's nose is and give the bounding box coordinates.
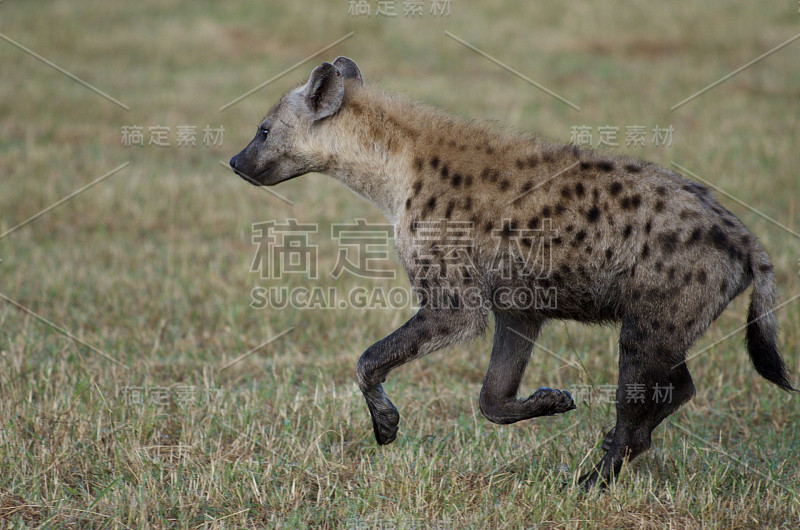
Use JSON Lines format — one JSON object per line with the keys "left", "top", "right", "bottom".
{"left": 229, "top": 155, "right": 239, "bottom": 171}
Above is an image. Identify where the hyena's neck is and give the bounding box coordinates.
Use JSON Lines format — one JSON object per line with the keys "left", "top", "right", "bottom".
{"left": 308, "top": 86, "right": 422, "bottom": 222}
{"left": 310, "top": 84, "right": 541, "bottom": 224}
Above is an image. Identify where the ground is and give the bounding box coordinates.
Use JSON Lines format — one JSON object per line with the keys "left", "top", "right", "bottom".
{"left": 0, "top": 0, "right": 798, "bottom": 527}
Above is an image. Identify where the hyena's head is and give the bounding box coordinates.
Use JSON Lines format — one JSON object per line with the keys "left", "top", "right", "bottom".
{"left": 229, "top": 57, "right": 363, "bottom": 186}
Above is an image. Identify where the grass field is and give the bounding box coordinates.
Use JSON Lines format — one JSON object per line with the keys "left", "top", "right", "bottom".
{"left": 1, "top": 0, "right": 799, "bottom": 527}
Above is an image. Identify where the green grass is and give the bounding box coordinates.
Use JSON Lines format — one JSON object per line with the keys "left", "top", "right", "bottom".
{"left": 1, "top": 0, "right": 799, "bottom": 527}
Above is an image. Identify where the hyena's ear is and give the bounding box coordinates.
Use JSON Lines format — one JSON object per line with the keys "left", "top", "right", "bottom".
{"left": 332, "top": 56, "right": 363, "bottom": 85}
{"left": 302, "top": 62, "right": 344, "bottom": 121}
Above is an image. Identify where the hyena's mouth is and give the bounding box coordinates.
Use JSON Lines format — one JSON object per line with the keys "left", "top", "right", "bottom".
{"left": 236, "top": 170, "right": 267, "bottom": 187}
{"left": 232, "top": 165, "right": 272, "bottom": 187}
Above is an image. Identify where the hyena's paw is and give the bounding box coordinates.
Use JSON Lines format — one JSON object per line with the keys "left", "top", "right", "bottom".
{"left": 578, "top": 469, "right": 605, "bottom": 491}
{"left": 527, "top": 387, "right": 576, "bottom": 416}
{"left": 369, "top": 401, "right": 400, "bottom": 445}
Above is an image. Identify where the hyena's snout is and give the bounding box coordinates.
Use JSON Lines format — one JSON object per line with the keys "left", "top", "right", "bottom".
{"left": 228, "top": 152, "right": 246, "bottom": 179}
{"left": 228, "top": 152, "right": 243, "bottom": 176}
{"left": 228, "top": 152, "right": 262, "bottom": 187}
{"left": 228, "top": 153, "right": 240, "bottom": 171}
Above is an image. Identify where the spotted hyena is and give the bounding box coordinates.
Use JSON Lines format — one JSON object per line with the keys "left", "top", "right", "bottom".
{"left": 229, "top": 57, "right": 795, "bottom": 488}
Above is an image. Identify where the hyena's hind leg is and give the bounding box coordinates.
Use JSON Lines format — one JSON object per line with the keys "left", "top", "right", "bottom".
{"left": 479, "top": 312, "right": 575, "bottom": 425}
{"left": 357, "top": 306, "right": 486, "bottom": 445}
{"left": 579, "top": 317, "right": 696, "bottom": 489}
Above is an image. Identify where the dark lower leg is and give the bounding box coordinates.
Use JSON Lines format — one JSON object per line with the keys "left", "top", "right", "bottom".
{"left": 357, "top": 307, "right": 485, "bottom": 444}
{"left": 479, "top": 313, "right": 575, "bottom": 425}
{"left": 580, "top": 347, "right": 695, "bottom": 489}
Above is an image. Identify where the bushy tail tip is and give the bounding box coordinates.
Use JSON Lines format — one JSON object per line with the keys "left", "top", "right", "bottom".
{"left": 746, "top": 258, "right": 795, "bottom": 392}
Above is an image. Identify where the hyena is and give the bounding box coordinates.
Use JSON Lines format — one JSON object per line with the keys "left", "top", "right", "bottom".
{"left": 229, "top": 57, "right": 795, "bottom": 488}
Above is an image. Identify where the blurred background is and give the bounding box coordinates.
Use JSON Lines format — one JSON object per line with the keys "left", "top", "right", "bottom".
{"left": 1, "top": 1, "right": 798, "bottom": 526}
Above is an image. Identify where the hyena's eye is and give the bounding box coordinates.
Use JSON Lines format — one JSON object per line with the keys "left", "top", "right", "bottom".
{"left": 259, "top": 127, "right": 269, "bottom": 138}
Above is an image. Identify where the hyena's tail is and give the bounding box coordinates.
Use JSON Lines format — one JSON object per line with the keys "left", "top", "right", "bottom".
{"left": 745, "top": 247, "right": 795, "bottom": 392}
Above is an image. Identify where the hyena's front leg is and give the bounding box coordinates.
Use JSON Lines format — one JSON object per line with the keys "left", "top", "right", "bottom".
{"left": 479, "top": 312, "right": 575, "bottom": 425}
{"left": 357, "top": 307, "right": 485, "bottom": 444}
